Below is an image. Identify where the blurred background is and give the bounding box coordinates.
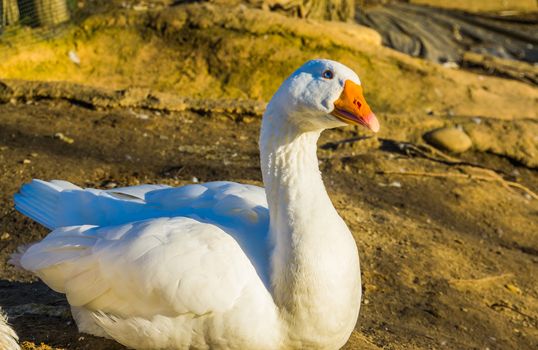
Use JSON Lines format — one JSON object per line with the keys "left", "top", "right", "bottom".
{"left": 0, "top": 1, "right": 537, "bottom": 349}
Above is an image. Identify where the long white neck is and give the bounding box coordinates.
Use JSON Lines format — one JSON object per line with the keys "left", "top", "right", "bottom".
{"left": 260, "top": 104, "right": 362, "bottom": 347}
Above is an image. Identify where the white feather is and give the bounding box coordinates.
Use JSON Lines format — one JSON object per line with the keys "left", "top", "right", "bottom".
{"left": 0, "top": 308, "right": 20, "bottom": 350}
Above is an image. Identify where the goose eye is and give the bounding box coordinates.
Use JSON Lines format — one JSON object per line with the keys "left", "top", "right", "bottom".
{"left": 322, "top": 70, "right": 334, "bottom": 79}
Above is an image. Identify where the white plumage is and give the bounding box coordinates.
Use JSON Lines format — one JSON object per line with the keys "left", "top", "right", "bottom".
{"left": 0, "top": 308, "right": 19, "bottom": 350}
{"left": 14, "top": 59, "right": 379, "bottom": 349}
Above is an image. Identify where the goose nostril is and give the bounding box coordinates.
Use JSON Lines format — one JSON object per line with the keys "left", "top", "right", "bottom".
{"left": 354, "top": 99, "right": 362, "bottom": 109}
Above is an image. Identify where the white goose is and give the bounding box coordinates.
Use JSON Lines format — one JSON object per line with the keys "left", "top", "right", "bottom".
{"left": 13, "top": 59, "right": 379, "bottom": 349}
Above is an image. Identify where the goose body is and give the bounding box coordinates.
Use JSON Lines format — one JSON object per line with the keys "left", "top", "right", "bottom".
{"left": 14, "top": 59, "right": 379, "bottom": 349}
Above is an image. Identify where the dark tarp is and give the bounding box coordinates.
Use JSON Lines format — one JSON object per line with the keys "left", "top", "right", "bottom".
{"left": 356, "top": 2, "right": 538, "bottom": 64}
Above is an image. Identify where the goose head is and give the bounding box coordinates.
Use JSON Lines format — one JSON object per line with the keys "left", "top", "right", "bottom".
{"left": 268, "top": 59, "right": 379, "bottom": 133}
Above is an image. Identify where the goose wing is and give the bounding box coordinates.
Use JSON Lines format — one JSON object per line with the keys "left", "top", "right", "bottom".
{"left": 20, "top": 216, "right": 272, "bottom": 320}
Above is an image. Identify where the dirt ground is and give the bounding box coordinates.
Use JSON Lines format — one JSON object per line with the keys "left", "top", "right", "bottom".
{"left": 0, "top": 1, "right": 537, "bottom": 349}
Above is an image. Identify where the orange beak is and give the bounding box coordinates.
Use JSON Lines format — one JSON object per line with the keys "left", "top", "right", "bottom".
{"left": 331, "top": 80, "right": 380, "bottom": 133}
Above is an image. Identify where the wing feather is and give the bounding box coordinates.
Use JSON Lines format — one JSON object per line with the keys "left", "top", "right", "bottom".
{"left": 15, "top": 180, "right": 268, "bottom": 230}
{"left": 20, "top": 217, "right": 263, "bottom": 319}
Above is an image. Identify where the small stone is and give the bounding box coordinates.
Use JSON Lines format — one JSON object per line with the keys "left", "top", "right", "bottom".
{"left": 133, "top": 4, "right": 148, "bottom": 11}
{"left": 505, "top": 283, "right": 522, "bottom": 294}
{"left": 30, "top": 152, "right": 38, "bottom": 157}
{"left": 104, "top": 181, "right": 118, "bottom": 189}
{"left": 377, "top": 181, "right": 401, "bottom": 188}
{"left": 457, "top": 324, "right": 468, "bottom": 331}
{"left": 424, "top": 127, "right": 473, "bottom": 153}
{"left": 192, "top": 177, "right": 199, "bottom": 183}
{"left": 68, "top": 50, "right": 81, "bottom": 65}
{"left": 54, "top": 133, "right": 75, "bottom": 144}
{"left": 1, "top": 232, "right": 10, "bottom": 240}
{"left": 21, "top": 159, "right": 31, "bottom": 164}
{"left": 442, "top": 61, "right": 459, "bottom": 69}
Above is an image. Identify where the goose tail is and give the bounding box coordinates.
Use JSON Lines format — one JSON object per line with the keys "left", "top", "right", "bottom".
{"left": 14, "top": 179, "right": 80, "bottom": 230}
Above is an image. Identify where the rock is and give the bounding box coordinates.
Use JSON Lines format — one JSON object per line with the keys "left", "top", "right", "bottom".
{"left": 504, "top": 283, "right": 522, "bottom": 295}
{"left": 103, "top": 181, "right": 118, "bottom": 189}
{"left": 68, "top": 50, "right": 81, "bottom": 65}
{"left": 424, "top": 127, "right": 473, "bottom": 153}
{"left": 54, "top": 132, "right": 75, "bottom": 144}
{"left": 378, "top": 181, "right": 402, "bottom": 188}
